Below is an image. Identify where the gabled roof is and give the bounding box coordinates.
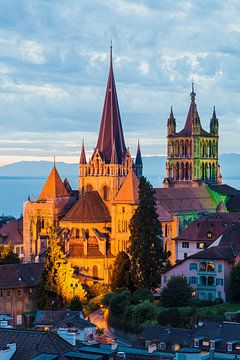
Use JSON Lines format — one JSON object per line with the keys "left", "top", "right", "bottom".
{"left": 33, "top": 310, "right": 95, "bottom": 329}
{"left": 96, "top": 46, "right": 126, "bottom": 164}
{"left": 0, "top": 217, "right": 23, "bottom": 245}
{"left": 38, "top": 166, "right": 69, "bottom": 201}
{"left": 0, "top": 263, "right": 43, "bottom": 289}
{"left": 0, "top": 328, "right": 74, "bottom": 360}
{"left": 61, "top": 191, "right": 111, "bottom": 223}
{"left": 114, "top": 169, "right": 139, "bottom": 204}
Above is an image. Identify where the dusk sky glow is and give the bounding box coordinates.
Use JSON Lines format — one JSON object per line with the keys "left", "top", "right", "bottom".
{"left": 0, "top": 0, "right": 240, "bottom": 165}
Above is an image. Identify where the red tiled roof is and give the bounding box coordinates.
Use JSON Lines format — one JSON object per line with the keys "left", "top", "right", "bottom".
{"left": 0, "top": 218, "right": 23, "bottom": 245}
{"left": 96, "top": 46, "right": 126, "bottom": 164}
{"left": 154, "top": 186, "right": 216, "bottom": 214}
{"left": 0, "top": 263, "right": 43, "bottom": 289}
{"left": 114, "top": 168, "right": 139, "bottom": 204}
{"left": 38, "top": 166, "right": 69, "bottom": 200}
{"left": 61, "top": 191, "right": 111, "bottom": 223}
{"left": 175, "top": 212, "right": 240, "bottom": 242}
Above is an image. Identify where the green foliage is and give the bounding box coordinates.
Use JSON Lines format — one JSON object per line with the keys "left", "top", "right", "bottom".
{"left": 69, "top": 296, "right": 83, "bottom": 311}
{"left": 109, "top": 292, "right": 130, "bottom": 316}
{"left": 87, "top": 283, "right": 108, "bottom": 300}
{"left": 131, "top": 288, "right": 154, "bottom": 305}
{"left": 35, "top": 229, "right": 86, "bottom": 309}
{"left": 230, "top": 262, "right": 240, "bottom": 301}
{"left": 157, "top": 307, "right": 196, "bottom": 328}
{"left": 128, "top": 177, "right": 169, "bottom": 289}
{"left": 161, "top": 276, "right": 193, "bottom": 307}
{"left": 0, "top": 243, "right": 20, "bottom": 265}
{"left": 132, "top": 300, "right": 157, "bottom": 331}
{"left": 101, "top": 292, "right": 115, "bottom": 307}
{"left": 110, "top": 251, "right": 132, "bottom": 291}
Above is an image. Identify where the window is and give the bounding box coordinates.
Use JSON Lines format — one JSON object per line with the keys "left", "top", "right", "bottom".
{"left": 102, "top": 185, "right": 109, "bottom": 201}
{"left": 207, "top": 276, "right": 214, "bottom": 286}
{"left": 164, "top": 276, "right": 171, "bottom": 283}
{"left": 207, "top": 262, "right": 215, "bottom": 272}
{"left": 190, "top": 263, "right": 197, "bottom": 271}
{"left": 207, "top": 231, "right": 212, "bottom": 238}
{"left": 17, "top": 289, "right": 22, "bottom": 297}
{"left": 0, "top": 290, "right": 3, "bottom": 297}
{"left": 6, "top": 290, "right": 10, "bottom": 297}
{"left": 182, "top": 242, "right": 189, "bottom": 248}
{"left": 41, "top": 217, "right": 44, "bottom": 229}
{"left": 184, "top": 253, "right": 187, "bottom": 259}
{"left": 76, "top": 229, "right": 80, "bottom": 238}
{"left": 197, "top": 242, "right": 205, "bottom": 249}
{"left": 200, "top": 276, "right": 207, "bottom": 285}
{"left": 194, "top": 339, "right": 199, "bottom": 348}
{"left": 189, "top": 277, "right": 197, "bottom": 284}
{"left": 159, "top": 342, "right": 166, "bottom": 350}
{"left": 122, "top": 207, "right": 125, "bottom": 213}
{"left": 210, "top": 341, "right": 215, "bottom": 351}
{"left": 200, "top": 262, "right": 207, "bottom": 271}
{"left": 218, "top": 264, "right": 222, "bottom": 272}
{"left": 227, "top": 342, "right": 233, "bottom": 352}
{"left": 216, "top": 278, "right": 223, "bottom": 286}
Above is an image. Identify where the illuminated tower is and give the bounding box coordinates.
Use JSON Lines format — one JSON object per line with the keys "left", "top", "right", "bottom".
{"left": 164, "top": 84, "right": 220, "bottom": 188}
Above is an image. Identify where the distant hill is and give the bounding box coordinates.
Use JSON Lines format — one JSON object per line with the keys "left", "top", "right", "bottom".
{"left": 0, "top": 154, "right": 239, "bottom": 181}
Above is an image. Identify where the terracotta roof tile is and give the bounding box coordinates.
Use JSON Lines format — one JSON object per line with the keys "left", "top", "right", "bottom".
{"left": 62, "top": 191, "right": 111, "bottom": 223}
{"left": 114, "top": 169, "right": 139, "bottom": 204}
{"left": 38, "top": 166, "right": 68, "bottom": 201}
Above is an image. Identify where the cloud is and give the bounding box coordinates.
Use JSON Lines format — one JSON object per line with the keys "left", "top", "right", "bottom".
{"left": 0, "top": 0, "right": 238, "bottom": 164}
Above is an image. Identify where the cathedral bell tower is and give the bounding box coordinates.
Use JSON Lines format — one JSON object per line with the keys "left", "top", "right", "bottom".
{"left": 164, "top": 84, "right": 220, "bottom": 188}
{"left": 78, "top": 46, "right": 133, "bottom": 202}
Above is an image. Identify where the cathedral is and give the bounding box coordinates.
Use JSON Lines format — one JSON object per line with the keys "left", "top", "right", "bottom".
{"left": 23, "top": 47, "right": 142, "bottom": 284}
{"left": 23, "top": 47, "right": 227, "bottom": 282}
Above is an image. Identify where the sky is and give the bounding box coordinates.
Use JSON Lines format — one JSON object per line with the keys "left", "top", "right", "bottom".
{"left": 0, "top": 0, "right": 239, "bottom": 166}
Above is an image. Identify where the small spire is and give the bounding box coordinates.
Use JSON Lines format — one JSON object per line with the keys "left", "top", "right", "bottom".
{"left": 110, "top": 40, "right": 113, "bottom": 68}
{"left": 135, "top": 139, "right": 143, "bottom": 165}
{"left": 190, "top": 81, "right": 196, "bottom": 102}
{"left": 53, "top": 155, "right": 56, "bottom": 168}
{"left": 169, "top": 106, "right": 175, "bottom": 120}
{"left": 212, "top": 105, "right": 217, "bottom": 119}
{"left": 80, "top": 139, "right": 87, "bottom": 165}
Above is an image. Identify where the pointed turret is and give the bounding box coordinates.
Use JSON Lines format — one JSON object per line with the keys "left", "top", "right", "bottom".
{"left": 38, "top": 165, "right": 68, "bottom": 201}
{"left": 80, "top": 140, "right": 87, "bottom": 165}
{"left": 210, "top": 106, "right": 219, "bottom": 135}
{"left": 216, "top": 198, "right": 227, "bottom": 213}
{"left": 167, "top": 106, "right": 176, "bottom": 135}
{"left": 135, "top": 140, "right": 143, "bottom": 177}
{"left": 96, "top": 45, "right": 126, "bottom": 164}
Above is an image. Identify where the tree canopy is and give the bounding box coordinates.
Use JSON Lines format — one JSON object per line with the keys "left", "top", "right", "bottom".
{"left": 128, "top": 176, "right": 169, "bottom": 289}
{"left": 110, "top": 251, "right": 132, "bottom": 291}
{"left": 36, "top": 229, "right": 86, "bottom": 309}
{"left": 0, "top": 243, "right": 20, "bottom": 265}
{"left": 230, "top": 262, "right": 240, "bottom": 301}
{"left": 161, "top": 276, "right": 193, "bottom": 307}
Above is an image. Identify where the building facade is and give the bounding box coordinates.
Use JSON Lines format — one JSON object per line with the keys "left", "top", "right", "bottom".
{"left": 164, "top": 84, "right": 221, "bottom": 188}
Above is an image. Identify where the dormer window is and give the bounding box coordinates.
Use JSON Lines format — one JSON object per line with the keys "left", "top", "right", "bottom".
{"left": 227, "top": 342, "right": 233, "bottom": 352}
{"left": 207, "top": 231, "right": 212, "bottom": 238}
{"left": 194, "top": 339, "right": 199, "bottom": 347}
{"left": 210, "top": 340, "right": 215, "bottom": 351}
{"left": 159, "top": 342, "right": 166, "bottom": 350}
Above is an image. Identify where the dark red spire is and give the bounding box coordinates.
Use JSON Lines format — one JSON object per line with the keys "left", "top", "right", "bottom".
{"left": 80, "top": 140, "right": 87, "bottom": 164}
{"left": 96, "top": 45, "right": 126, "bottom": 164}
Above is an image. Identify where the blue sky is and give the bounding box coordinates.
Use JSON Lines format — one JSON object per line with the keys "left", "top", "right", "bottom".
{"left": 0, "top": 0, "right": 239, "bottom": 165}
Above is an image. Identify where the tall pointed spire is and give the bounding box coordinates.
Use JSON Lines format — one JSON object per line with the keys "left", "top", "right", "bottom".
{"left": 80, "top": 140, "right": 87, "bottom": 165}
{"left": 210, "top": 106, "right": 219, "bottom": 135}
{"left": 135, "top": 140, "right": 143, "bottom": 165}
{"left": 38, "top": 165, "right": 68, "bottom": 201}
{"left": 96, "top": 45, "right": 126, "bottom": 164}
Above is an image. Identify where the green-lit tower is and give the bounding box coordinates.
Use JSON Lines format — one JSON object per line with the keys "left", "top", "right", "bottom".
{"left": 163, "top": 84, "right": 221, "bottom": 188}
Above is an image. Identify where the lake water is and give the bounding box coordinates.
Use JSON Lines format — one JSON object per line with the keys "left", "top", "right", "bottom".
{"left": 1, "top": 176, "right": 239, "bottom": 218}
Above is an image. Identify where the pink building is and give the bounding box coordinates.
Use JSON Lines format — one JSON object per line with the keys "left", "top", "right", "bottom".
{"left": 161, "top": 223, "right": 240, "bottom": 302}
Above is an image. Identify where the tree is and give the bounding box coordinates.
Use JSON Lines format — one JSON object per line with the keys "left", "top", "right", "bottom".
{"left": 132, "top": 300, "right": 157, "bottom": 332}
{"left": 109, "top": 292, "right": 130, "bottom": 316}
{"left": 0, "top": 243, "right": 20, "bottom": 265}
{"left": 161, "top": 276, "right": 193, "bottom": 307}
{"left": 128, "top": 177, "right": 169, "bottom": 289}
{"left": 230, "top": 262, "right": 240, "bottom": 301}
{"left": 69, "top": 296, "right": 83, "bottom": 311}
{"left": 110, "top": 251, "right": 132, "bottom": 291}
{"left": 131, "top": 288, "right": 153, "bottom": 305}
{"left": 36, "top": 229, "right": 86, "bottom": 309}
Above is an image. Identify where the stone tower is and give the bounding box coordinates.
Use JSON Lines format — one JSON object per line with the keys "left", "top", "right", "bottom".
{"left": 78, "top": 46, "right": 133, "bottom": 203}
{"left": 163, "top": 84, "right": 221, "bottom": 188}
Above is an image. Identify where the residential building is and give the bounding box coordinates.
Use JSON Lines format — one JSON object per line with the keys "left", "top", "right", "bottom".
{"left": 0, "top": 263, "right": 43, "bottom": 326}
{"left": 0, "top": 218, "right": 24, "bottom": 259}
{"left": 161, "top": 223, "right": 240, "bottom": 301}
